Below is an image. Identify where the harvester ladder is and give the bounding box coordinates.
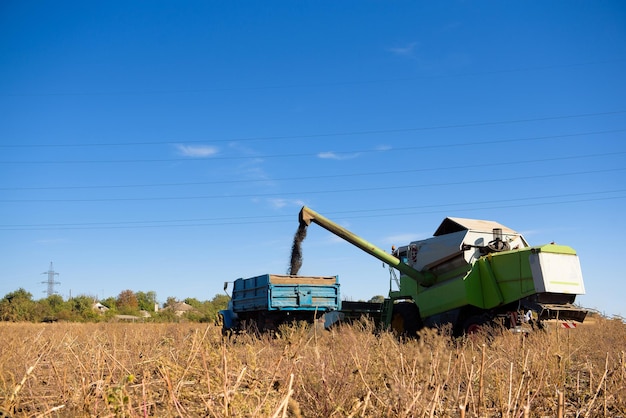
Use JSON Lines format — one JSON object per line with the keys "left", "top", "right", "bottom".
{"left": 380, "top": 299, "right": 393, "bottom": 330}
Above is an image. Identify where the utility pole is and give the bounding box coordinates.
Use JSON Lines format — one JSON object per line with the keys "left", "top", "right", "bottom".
{"left": 41, "top": 262, "right": 60, "bottom": 297}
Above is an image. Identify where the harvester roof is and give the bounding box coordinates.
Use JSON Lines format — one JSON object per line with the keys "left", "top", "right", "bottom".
{"left": 434, "top": 217, "right": 518, "bottom": 237}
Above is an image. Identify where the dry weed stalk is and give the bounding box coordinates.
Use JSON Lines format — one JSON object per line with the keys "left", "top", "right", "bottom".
{"left": 583, "top": 352, "right": 609, "bottom": 418}
{"left": 270, "top": 373, "right": 294, "bottom": 418}
{"left": 3, "top": 332, "right": 51, "bottom": 416}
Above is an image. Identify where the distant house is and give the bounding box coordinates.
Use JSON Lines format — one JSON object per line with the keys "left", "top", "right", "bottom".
{"left": 163, "top": 301, "right": 196, "bottom": 316}
{"left": 93, "top": 302, "right": 109, "bottom": 314}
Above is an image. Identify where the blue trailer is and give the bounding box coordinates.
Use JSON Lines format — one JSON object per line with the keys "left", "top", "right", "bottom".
{"left": 218, "top": 274, "right": 341, "bottom": 333}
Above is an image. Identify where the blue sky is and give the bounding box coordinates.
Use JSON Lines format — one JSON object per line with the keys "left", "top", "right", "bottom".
{"left": 1, "top": 1, "right": 625, "bottom": 317}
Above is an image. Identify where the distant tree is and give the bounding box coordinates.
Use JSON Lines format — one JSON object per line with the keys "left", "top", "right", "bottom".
{"left": 183, "top": 297, "right": 202, "bottom": 309}
{"left": 117, "top": 290, "right": 139, "bottom": 314}
{"left": 136, "top": 291, "right": 157, "bottom": 312}
{"left": 181, "top": 294, "right": 231, "bottom": 322}
{"left": 210, "top": 294, "right": 230, "bottom": 310}
{"left": 55, "top": 307, "right": 76, "bottom": 322}
{"left": 202, "top": 294, "right": 227, "bottom": 319}
{"left": 70, "top": 295, "right": 100, "bottom": 322}
{"left": 185, "top": 294, "right": 228, "bottom": 323}
{"left": 36, "top": 294, "right": 66, "bottom": 321}
{"left": 2, "top": 288, "right": 33, "bottom": 303}
{"left": 164, "top": 296, "right": 178, "bottom": 308}
{"left": 44, "top": 294, "right": 65, "bottom": 311}
{"left": 368, "top": 295, "right": 386, "bottom": 304}
{"left": 100, "top": 296, "right": 118, "bottom": 311}
{"left": 154, "top": 307, "right": 179, "bottom": 323}
{"left": 0, "top": 288, "right": 36, "bottom": 321}
{"left": 202, "top": 294, "right": 231, "bottom": 322}
{"left": 182, "top": 298, "right": 211, "bottom": 322}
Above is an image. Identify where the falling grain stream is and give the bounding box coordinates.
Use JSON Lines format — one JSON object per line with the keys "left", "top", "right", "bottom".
{"left": 288, "top": 222, "right": 307, "bottom": 275}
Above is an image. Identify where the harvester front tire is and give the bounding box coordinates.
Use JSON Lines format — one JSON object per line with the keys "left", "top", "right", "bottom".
{"left": 462, "top": 315, "right": 490, "bottom": 335}
{"left": 391, "top": 302, "right": 422, "bottom": 338}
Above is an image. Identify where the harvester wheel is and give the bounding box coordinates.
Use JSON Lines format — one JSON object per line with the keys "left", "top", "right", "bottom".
{"left": 391, "top": 302, "right": 422, "bottom": 337}
{"left": 462, "top": 315, "right": 490, "bottom": 335}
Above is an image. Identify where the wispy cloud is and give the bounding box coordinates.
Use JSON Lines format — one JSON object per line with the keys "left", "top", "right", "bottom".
{"left": 236, "top": 159, "right": 279, "bottom": 189}
{"left": 317, "top": 151, "right": 361, "bottom": 160}
{"left": 176, "top": 144, "right": 218, "bottom": 157}
{"left": 267, "top": 198, "right": 306, "bottom": 209}
{"left": 318, "top": 145, "right": 389, "bottom": 160}
{"left": 388, "top": 42, "right": 419, "bottom": 58}
{"left": 225, "top": 143, "right": 277, "bottom": 185}
{"left": 35, "top": 238, "right": 68, "bottom": 245}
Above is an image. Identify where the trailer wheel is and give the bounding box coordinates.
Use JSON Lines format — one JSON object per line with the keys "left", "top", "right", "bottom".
{"left": 391, "top": 302, "right": 422, "bottom": 337}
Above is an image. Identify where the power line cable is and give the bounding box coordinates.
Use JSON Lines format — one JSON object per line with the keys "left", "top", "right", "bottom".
{"left": 0, "top": 112, "right": 623, "bottom": 149}
{"left": 2, "top": 167, "right": 624, "bottom": 203}
{"left": 2, "top": 191, "right": 624, "bottom": 231}
{"left": 3, "top": 188, "right": 623, "bottom": 228}
{"left": 1, "top": 150, "right": 624, "bottom": 191}
{"left": 1, "top": 129, "right": 624, "bottom": 165}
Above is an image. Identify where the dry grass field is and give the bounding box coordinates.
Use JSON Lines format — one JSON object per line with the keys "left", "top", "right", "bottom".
{"left": 0, "top": 316, "right": 624, "bottom": 417}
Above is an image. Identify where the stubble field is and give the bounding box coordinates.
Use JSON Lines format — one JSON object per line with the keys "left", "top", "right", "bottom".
{"left": 0, "top": 316, "right": 624, "bottom": 417}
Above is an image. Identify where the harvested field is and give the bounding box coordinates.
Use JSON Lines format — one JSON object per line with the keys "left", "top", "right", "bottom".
{"left": 0, "top": 317, "right": 624, "bottom": 417}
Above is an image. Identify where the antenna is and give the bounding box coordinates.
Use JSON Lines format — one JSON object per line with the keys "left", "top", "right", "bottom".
{"left": 41, "top": 261, "right": 61, "bottom": 297}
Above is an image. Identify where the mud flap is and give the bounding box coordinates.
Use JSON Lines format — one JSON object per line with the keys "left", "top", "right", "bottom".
{"left": 323, "top": 311, "right": 345, "bottom": 328}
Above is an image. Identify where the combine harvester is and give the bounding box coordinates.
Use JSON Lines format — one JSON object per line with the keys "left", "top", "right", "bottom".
{"left": 219, "top": 206, "right": 587, "bottom": 336}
